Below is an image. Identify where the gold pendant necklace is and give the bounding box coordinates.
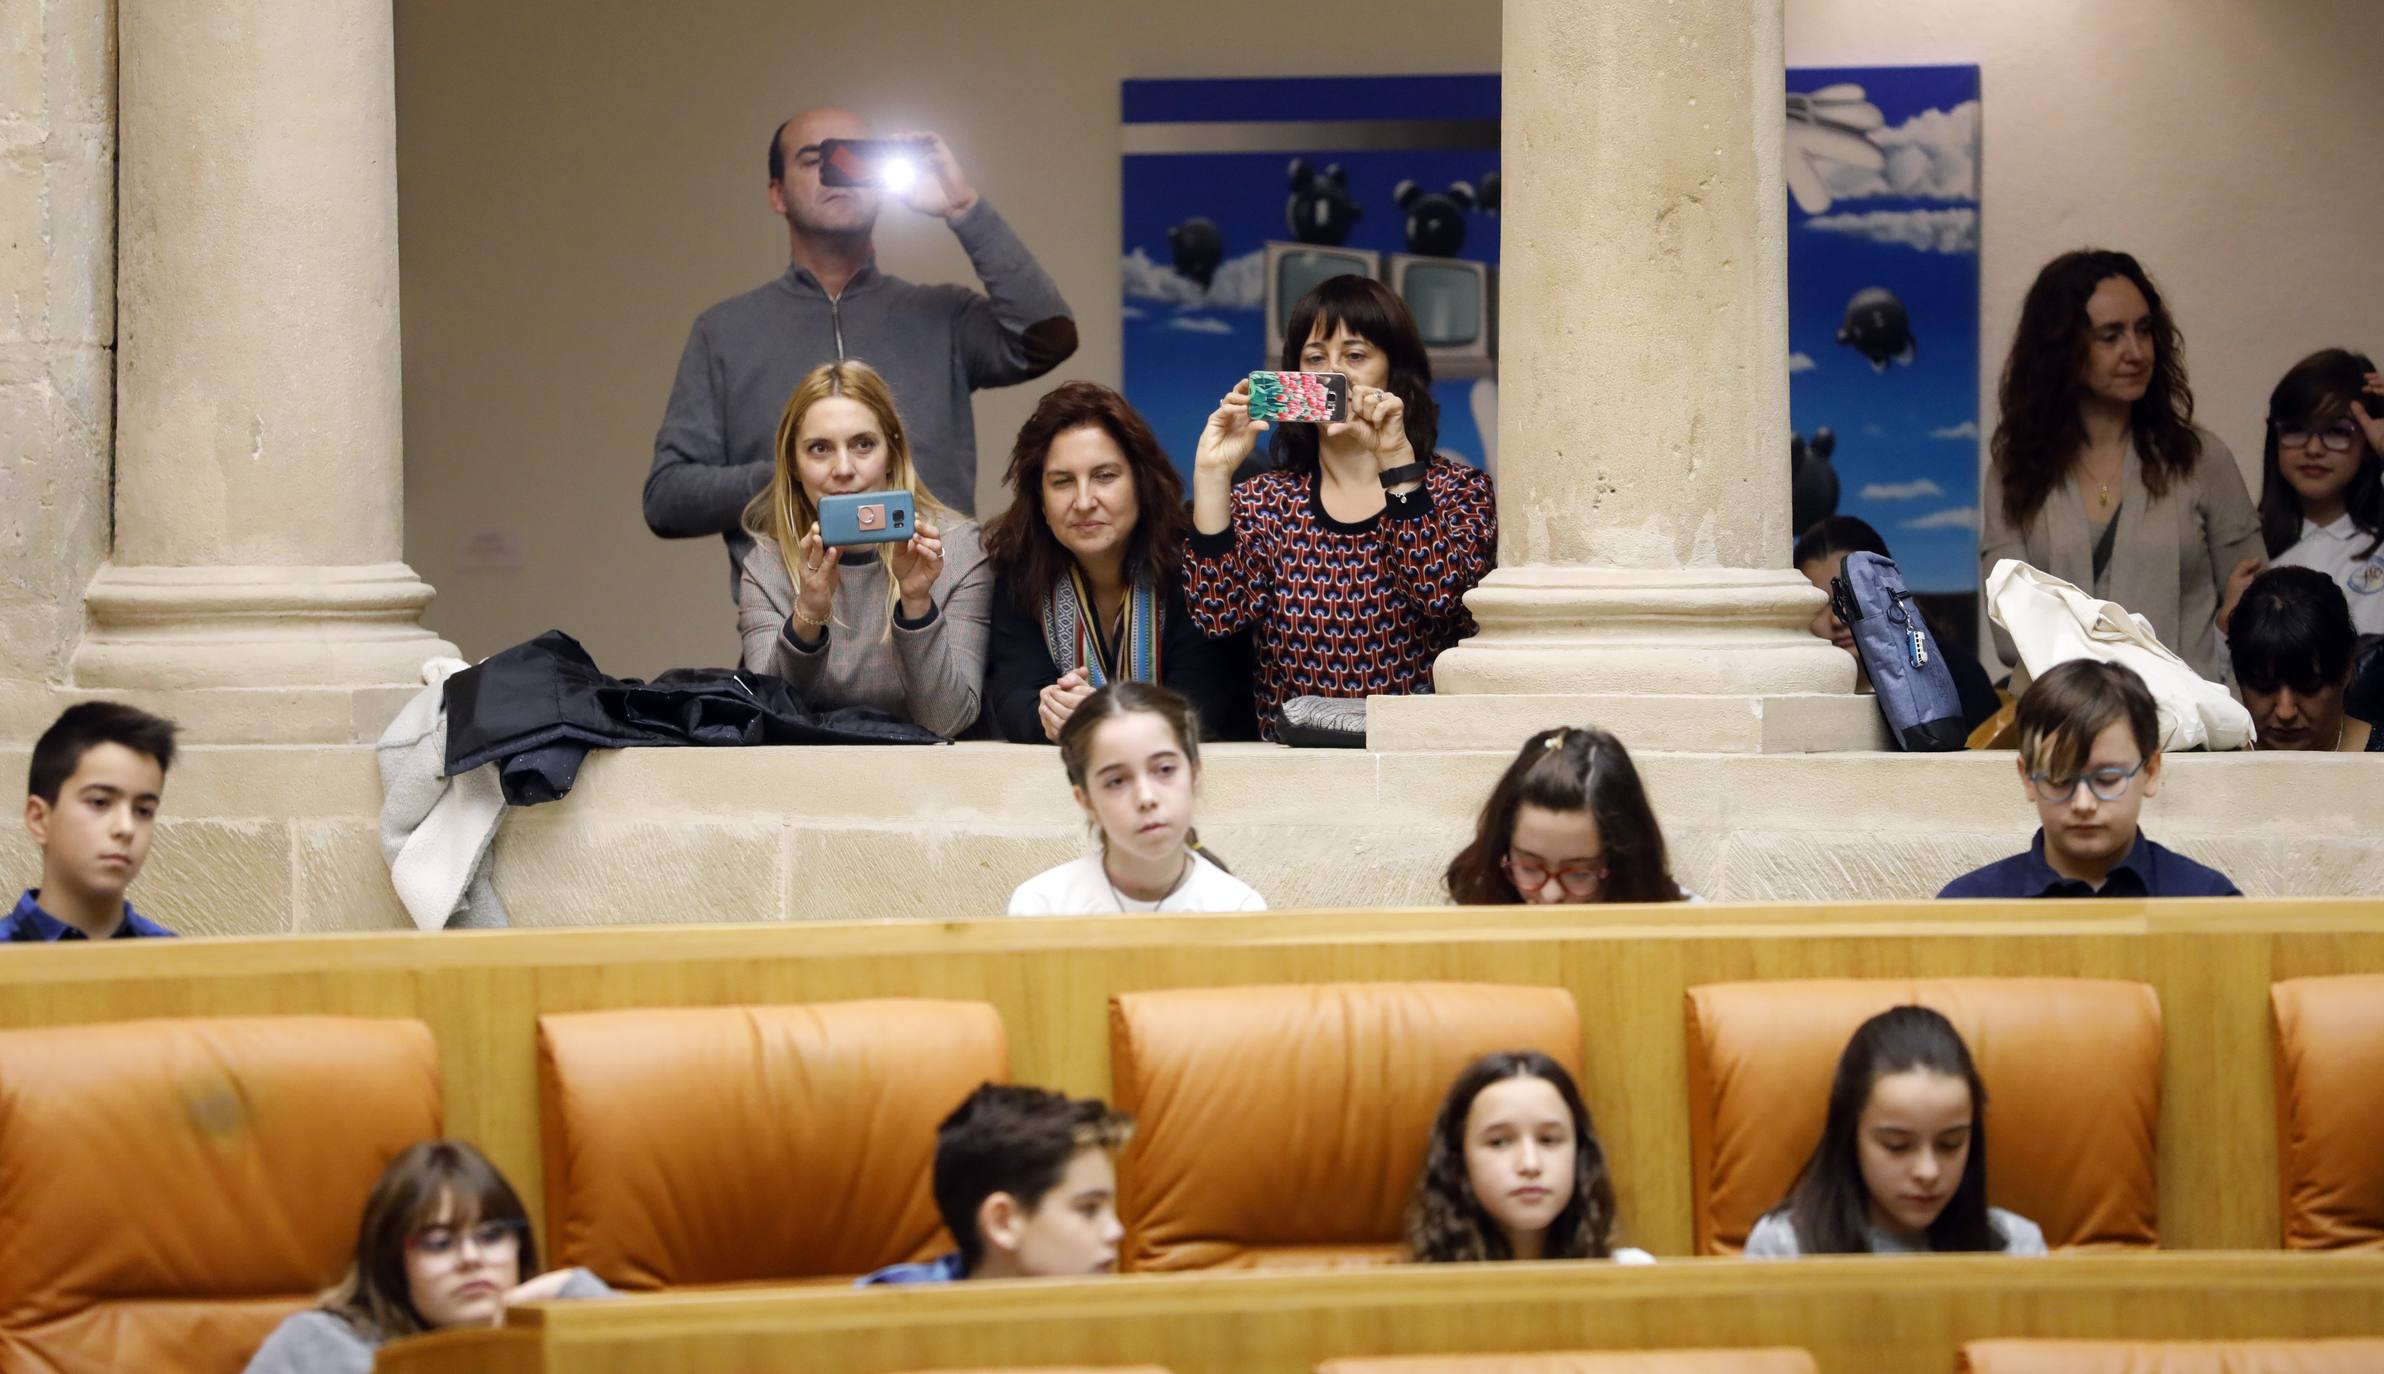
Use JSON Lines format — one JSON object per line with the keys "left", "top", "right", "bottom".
{"left": 2097, "top": 482, "right": 2113, "bottom": 511}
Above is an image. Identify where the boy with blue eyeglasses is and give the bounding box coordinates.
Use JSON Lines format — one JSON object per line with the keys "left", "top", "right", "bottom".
{"left": 1939, "top": 659, "right": 2239, "bottom": 899}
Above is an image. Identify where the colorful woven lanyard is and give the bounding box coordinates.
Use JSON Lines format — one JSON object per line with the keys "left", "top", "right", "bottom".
{"left": 1069, "top": 564, "right": 1160, "bottom": 689}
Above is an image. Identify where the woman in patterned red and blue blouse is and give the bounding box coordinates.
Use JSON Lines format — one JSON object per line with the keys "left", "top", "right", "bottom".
{"left": 1186, "top": 275, "right": 1497, "bottom": 740}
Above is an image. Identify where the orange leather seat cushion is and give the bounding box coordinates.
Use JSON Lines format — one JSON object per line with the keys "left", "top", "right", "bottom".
{"left": 0, "top": 1016, "right": 441, "bottom": 1374}
{"left": 537, "top": 999, "right": 1006, "bottom": 1287}
{"left": 1110, "top": 981, "right": 1583, "bottom": 1272}
{"left": 1686, "top": 978, "right": 2160, "bottom": 1254}
{"left": 1319, "top": 1351, "right": 1818, "bottom": 1373}
{"left": 2269, "top": 975, "right": 2384, "bottom": 1249}
{"left": 1962, "top": 1339, "right": 2384, "bottom": 1373}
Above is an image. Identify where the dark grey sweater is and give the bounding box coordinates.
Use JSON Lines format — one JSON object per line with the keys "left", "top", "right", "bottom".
{"left": 644, "top": 199, "right": 1077, "bottom": 598}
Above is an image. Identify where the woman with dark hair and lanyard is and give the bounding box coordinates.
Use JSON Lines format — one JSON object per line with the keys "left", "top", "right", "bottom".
{"left": 980, "top": 382, "right": 1252, "bottom": 743}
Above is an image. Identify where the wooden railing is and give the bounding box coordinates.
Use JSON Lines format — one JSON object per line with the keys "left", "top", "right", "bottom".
{"left": 376, "top": 1253, "right": 2384, "bottom": 1374}
{"left": 5, "top": 898, "right": 2379, "bottom": 1256}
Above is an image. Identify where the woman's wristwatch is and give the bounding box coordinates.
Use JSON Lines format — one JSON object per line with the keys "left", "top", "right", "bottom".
{"left": 1377, "top": 460, "right": 1430, "bottom": 489}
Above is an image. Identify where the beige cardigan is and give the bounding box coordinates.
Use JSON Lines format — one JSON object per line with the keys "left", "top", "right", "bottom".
{"left": 1979, "top": 426, "right": 2260, "bottom": 682}
{"left": 736, "top": 519, "right": 992, "bottom": 737}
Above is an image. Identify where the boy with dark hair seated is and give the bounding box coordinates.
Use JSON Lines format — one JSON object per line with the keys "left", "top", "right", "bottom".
{"left": 860, "top": 1082, "right": 1133, "bottom": 1284}
{"left": 1938, "top": 659, "right": 2239, "bottom": 899}
{"left": 2227, "top": 565, "right": 2376, "bottom": 751}
{"left": 10, "top": 702, "right": 180, "bottom": 942}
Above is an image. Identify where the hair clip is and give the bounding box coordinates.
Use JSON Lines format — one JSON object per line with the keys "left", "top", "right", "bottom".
{"left": 1543, "top": 730, "right": 1567, "bottom": 752}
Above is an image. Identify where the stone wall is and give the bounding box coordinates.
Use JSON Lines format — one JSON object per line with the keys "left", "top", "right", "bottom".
{"left": 0, "top": 0, "right": 111, "bottom": 737}
{"left": 2, "top": 742, "right": 2372, "bottom": 936}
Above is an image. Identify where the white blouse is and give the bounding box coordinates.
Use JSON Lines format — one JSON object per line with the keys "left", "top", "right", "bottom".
{"left": 1006, "top": 851, "right": 1267, "bottom": 917}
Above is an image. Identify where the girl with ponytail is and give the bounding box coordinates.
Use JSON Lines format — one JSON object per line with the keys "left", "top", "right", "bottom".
{"left": 1444, "top": 726, "right": 1691, "bottom": 905}
{"left": 1005, "top": 682, "right": 1266, "bottom": 916}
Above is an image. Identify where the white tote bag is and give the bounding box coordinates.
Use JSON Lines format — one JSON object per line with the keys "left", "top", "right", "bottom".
{"left": 1984, "top": 558, "right": 2254, "bottom": 753}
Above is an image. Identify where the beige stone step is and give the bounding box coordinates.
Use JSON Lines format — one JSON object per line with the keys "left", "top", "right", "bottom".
{"left": 1, "top": 742, "right": 2374, "bottom": 937}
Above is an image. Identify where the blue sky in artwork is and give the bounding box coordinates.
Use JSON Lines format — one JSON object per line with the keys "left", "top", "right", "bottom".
{"left": 1788, "top": 64, "right": 1983, "bottom": 593}
{"left": 1121, "top": 77, "right": 1499, "bottom": 477}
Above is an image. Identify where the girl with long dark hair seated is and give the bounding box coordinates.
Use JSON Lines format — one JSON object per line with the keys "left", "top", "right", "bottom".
{"left": 243, "top": 1141, "right": 610, "bottom": 1373}
{"left": 1186, "top": 274, "right": 1497, "bottom": 739}
{"left": 980, "top": 382, "right": 1251, "bottom": 743}
{"left": 1745, "top": 1006, "right": 2046, "bottom": 1257}
{"left": 1444, "top": 727, "right": 1692, "bottom": 905}
{"left": 1980, "top": 249, "right": 2262, "bottom": 682}
{"left": 2253, "top": 349, "right": 2384, "bottom": 637}
{"left": 1406, "top": 1050, "right": 1650, "bottom": 1264}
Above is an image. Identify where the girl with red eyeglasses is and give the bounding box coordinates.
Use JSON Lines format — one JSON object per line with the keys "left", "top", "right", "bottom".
{"left": 1443, "top": 727, "right": 1693, "bottom": 906}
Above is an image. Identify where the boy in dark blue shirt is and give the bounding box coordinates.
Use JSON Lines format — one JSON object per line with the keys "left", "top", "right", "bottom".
{"left": 858, "top": 1082, "right": 1132, "bottom": 1285}
{"left": 1939, "top": 660, "right": 2238, "bottom": 899}
{"left": 8, "top": 703, "right": 180, "bottom": 942}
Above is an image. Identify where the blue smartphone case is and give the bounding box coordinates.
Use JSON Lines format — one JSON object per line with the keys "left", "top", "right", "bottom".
{"left": 815, "top": 490, "right": 915, "bottom": 547}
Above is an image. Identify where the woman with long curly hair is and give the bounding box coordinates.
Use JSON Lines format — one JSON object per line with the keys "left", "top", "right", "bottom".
{"left": 1981, "top": 249, "right": 2263, "bottom": 682}
{"left": 1444, "top": 727, "right": 1690, "bottom": 906}
{"left": 980, "top": 382, "right": 1253, "bottom": 743}
{"left": 1405, "top": 1050, "right": 1648, "bottom": 1264}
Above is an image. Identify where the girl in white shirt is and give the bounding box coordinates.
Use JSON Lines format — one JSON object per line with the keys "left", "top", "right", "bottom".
{"left": 1006, "top": 681, "right": 1266, "bottom": 916}
{"left": 2250, "top": 349, "right": 2384, "bottom": 636}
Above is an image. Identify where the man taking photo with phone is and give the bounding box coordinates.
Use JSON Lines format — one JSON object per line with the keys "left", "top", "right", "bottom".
{"left": 645, "top": 106, "right": 1078, "bottom": 603}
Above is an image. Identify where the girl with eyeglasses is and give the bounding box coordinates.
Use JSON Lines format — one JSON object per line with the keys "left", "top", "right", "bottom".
{"left": 2250, "top": 349, "right": 2384, "bottom": 636}
{"left": 1444, "top": 727, "right": 1692, "bottom": 906}
{"left": 243, "top": 1140, "right": 611, "bottom": 1374}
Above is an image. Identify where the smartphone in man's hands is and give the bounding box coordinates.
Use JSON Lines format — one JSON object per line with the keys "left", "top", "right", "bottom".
{"left": 1247, "top": 371, "right": 1349, "bottom": 423}
{"left": 817, "top": 138, "right": 932, "bottom": 189}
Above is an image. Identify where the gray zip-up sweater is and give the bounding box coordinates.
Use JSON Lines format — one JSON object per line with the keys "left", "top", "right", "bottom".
{"left": 644, "top": 199, "right": 1077, "bottom": 597}
{"left": 737, "top": 522, "right": 992, "bottom": 738}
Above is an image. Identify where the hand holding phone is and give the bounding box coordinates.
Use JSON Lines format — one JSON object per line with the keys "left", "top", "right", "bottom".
{"left": 817, "top": 137, "right": 934, "bottom": 191}
{"left": 1246, "top": 371, "right": 1350, "bottom": 424}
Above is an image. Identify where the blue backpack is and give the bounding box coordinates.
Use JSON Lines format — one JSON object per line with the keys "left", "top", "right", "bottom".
{"left": 1828, "top": 551, "right": 1967, "bottom": 751}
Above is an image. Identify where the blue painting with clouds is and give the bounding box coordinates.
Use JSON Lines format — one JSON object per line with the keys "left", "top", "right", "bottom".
{"left": 1786, "top": 64, "right": 1983, "bottom": 595}
{"left": 1120, "top": 76, "right": 1500, "bottom": 480}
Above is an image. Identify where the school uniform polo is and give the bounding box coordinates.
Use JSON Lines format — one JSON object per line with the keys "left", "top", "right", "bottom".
{"left": 2272, "top": 512, "right": 2384, "bottom": 636}
{"left": 1936, "top": 831, "right": 2239, "bottom": 900}
{"left": 2, "top": 890, "right": 176, "bottom": 942}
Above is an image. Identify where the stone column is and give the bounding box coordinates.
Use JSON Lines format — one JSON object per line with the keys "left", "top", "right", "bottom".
{"left": 1371, "top": 0, "right": 1876, "bottom": 753}
{"left": 0, "top": 0, "right": 115, "bottom": 740}
{"left": 73, "top": 0, "right": 454, "bottom": 742}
